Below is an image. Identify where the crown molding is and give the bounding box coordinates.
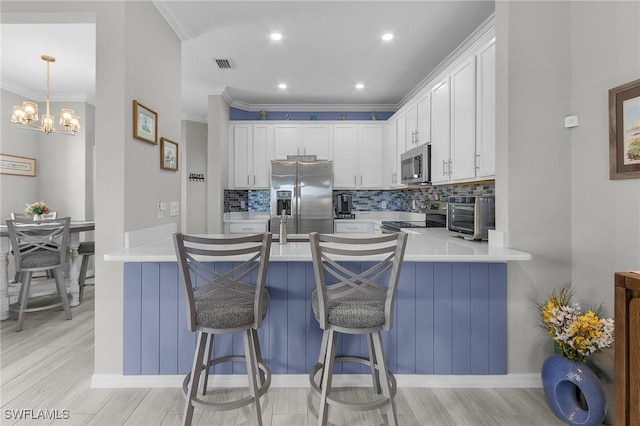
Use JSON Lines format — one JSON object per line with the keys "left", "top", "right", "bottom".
{"left": 202, "top": 86, "right": 234, "bottom": 106}
{"left": 398, "top": 14, "right": 496, "bottom": 108}
{"left": 182, "top": 114, "right": 208, "bottom": 124}
{"left": 1, "top": 79, "right": 95, "bottom": 105}
{"left": 230, "top": 100, "right": 397, "bottom": 113}
{"left": 152, "top": 1, "right": 196, "bottom": 41}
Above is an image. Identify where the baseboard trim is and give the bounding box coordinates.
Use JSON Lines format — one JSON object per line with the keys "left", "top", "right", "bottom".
{"left": 91, "top": 373, "right": 542, "bottom": 389}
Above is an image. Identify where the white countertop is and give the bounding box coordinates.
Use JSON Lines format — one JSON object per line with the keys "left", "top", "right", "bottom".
{"left": 104, "top": 228, "right": 531, "bottom": 263}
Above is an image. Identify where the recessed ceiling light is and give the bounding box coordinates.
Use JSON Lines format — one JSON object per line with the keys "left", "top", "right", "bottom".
{"left": 382, "top": 33, "right": 394, "bottom": 41}
{"left": 278, "top": 83, "right": 287, "bottom": 89}
{"left": 270, "top": 33, "right": 283, "bottom": 41}
{"left": 355, "top": 83, "right": 365, "bottom": 89}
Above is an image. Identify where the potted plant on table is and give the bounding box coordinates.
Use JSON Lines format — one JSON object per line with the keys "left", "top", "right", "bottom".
{"left": 536, "top": 282, "right": 614, "bottom": 426}
{"left": 24, "top": 201, "right": 51, "bottom": 221}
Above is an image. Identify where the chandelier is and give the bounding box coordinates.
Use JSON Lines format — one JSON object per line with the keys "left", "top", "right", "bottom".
{"left": 11, "top": 55, "right": 81, "bottom": 136}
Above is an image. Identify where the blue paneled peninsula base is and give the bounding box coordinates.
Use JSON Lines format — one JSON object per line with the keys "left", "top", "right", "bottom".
{"left": 123, "top": 261, "right": 507, "bottom": 376}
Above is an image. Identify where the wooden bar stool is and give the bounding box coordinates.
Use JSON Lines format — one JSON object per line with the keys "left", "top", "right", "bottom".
{"left": 173, "top": 232, "right": 272, "bottom": 426}
{"left": 308, "top": 232, "right": 408, "bottom": 426}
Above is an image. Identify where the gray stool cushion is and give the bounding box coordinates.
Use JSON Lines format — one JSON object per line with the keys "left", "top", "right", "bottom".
{"left": 312, "top": 286, "right": 386, "bottom": 329}
{"left": 21, "top": 250, "right": 61, "bottom": 269}
{"left": 195, "top": 284, "right": 270, "bottom": 330}
{"left": 78, "top": 241, "right": 95, "bottom": 255}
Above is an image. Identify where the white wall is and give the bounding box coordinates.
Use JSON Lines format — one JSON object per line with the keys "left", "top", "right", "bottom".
{"left": 569, "top": 3, "right": 640, "bottom": 313}
{"left": 0, "top": 90, "right": 39, "bottom": 219}
{"left": 0, "top": 91, "right": 93, "bottom": 221}
{"left": 207, "top": 95, "right": 230, "bottom": 233}
{"left": 183, "top": 120, "right": 208, "bottom": 233}
{"left": 2, "top": 0, "right": 181, "bottom": 375}
{"left": 496, "top": 0, "right": 640, "bottom": 374}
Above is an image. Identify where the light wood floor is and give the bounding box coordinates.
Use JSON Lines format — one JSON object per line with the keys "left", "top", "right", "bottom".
{"left": 1, "top": 281, "right": 566, "bottom": 426}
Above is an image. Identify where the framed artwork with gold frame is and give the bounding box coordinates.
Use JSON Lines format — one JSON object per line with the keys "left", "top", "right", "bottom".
{"left": 160, "top": 137, "right": 178, "bottom": 171}
{"left": 133, "top": 100, "right": 158, "bottom": 145}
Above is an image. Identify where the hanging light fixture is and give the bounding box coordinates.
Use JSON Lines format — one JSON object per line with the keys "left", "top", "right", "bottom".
{"left": 11, "top": 55, "right": 81, "bottom": 135}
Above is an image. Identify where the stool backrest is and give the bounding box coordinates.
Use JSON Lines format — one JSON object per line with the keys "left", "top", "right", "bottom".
{"left": 6, "top": 217, "right": 71, "bottom": 272}
{"left": 173, "top": 232, "right": 272, "bottom": 332}
{"left": 309, "top": 232, "right": 408, "bottom": 331}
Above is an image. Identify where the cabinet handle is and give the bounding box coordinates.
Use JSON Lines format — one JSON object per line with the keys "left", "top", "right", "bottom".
{"left": 360, "top": 175, "right": 363, "bottom": 185}
{"left": 415, "top": 130, "right": 419, "bottom": 143}
{"left": 253, "top": 175, "right": 256, "bottom": 185}
{"left": 475, "top": 154, "right": 480, "bottom": 170}
{"left": 354, "top": 175, "right": 357, "bottom": 185}
{"left": 448, "top": 159, "right": 453, "bottom": 176}
{"left": 442, "top": 160, "right": 447, "bottom": 176}
{"left": 247, "top": 175, "right": 250, "bottom": 185}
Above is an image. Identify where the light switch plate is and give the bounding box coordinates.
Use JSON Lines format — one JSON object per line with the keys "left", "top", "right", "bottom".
{"left": 170, "top": 202, "right": 179, "bottom": 216}
{"left": 157, "top": 202, "right": 165, "bottom": 219}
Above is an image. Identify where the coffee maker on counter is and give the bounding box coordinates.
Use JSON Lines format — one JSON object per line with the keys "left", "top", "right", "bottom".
{"left": 335, "top": 194, "right": 354, "bottom": 219}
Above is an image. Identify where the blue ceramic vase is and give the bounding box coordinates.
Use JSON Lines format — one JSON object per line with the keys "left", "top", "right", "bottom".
{"left": 541, "top": 354, "right": 606, "bottom": 426}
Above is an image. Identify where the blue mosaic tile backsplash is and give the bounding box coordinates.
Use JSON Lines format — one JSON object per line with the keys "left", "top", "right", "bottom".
{"left": 225, "top": 183, "right": 494, "bottom": 213}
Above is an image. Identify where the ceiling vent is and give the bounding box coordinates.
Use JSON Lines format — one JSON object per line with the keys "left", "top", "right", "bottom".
{"left": 214, "top": 59, "right": 232, "bottom": 69}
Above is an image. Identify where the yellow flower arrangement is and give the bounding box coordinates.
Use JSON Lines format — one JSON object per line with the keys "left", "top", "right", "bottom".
{"left": 536, "top": 282, "right": 614, "bottom": 363}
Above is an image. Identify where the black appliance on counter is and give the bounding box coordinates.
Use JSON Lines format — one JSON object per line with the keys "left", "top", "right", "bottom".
{"left": 335, "top": 194, "right": 353, "bottom": 214}
{"left": 380, "top": 200, "right": 447, "bottom": 233}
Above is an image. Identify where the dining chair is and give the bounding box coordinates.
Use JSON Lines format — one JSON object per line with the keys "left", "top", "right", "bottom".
{"left": 173, "top": 232, "right": 273, "bottom": 426}
{"left": 11, "top": 211, "right": 58, "bottom": 220}
{"left": 308, "top": 232, "right": 408, "bottom": 426}
{"left": 78, "top": 241, "right": 94, "bottom": 302}
{"left": 10, "top": 212, "right": 60, "bottom": 282}
{"left": 6, "top": 217, "right": 73, "bottom": 332}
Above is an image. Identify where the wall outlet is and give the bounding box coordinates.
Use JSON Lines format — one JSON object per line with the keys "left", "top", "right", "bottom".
{"left": 157, "top": 202, "right": 166, "bottom": 219}
{"left": 241, "top": 200, "right": 246, "bottom": 209}
{"left": 412, "top": 200, "right": 417, "bottom": 210}
{"left": 170, "top": 201, "right": 179, "bottom": 217}
{"left": 381, "top": 200, "right": 387, "bottom": 209}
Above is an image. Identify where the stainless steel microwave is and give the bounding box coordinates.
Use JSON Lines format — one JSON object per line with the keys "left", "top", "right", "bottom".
{"left": 401, "top": 144, "right": 431, "bottom": 185}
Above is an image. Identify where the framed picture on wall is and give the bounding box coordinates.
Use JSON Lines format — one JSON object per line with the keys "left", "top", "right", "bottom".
{"left": 133, "top": 100, "right": 158, "bottom": 144}
{"left": 160, "top": 137, "right": 178, "bottom": 171}
{"left": 609, "top": 79, "right": 640, "bottom": 179}
{"left": 0, "top": 153, "right": 36, "bottom": 177}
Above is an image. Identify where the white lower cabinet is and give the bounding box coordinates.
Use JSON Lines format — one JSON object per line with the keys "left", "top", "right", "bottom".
{"left": 333, "top": 124, "right": 383, "bottom": 189}
{"left": 224, "top": 222, "right": 269, "bottom": 234}
{"left": 334, "top": 221, "right": 375, "bottom": 234}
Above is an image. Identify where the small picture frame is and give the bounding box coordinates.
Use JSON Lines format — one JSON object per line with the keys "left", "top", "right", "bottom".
{"left": 133, "top": 100, "right": 158, "bottom": 144}
{"left": 0, "top": 153, "right": 36, "bottom": 177}
{"left": 609, "top": 79, "right": 640, "bottom": 180}
{"left": 160, "top": 137, "right": 179, "bottom": 171}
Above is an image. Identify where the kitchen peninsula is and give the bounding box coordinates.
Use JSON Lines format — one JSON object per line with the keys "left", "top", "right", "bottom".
{"left": 103, "top": 228, "right": 530, "bottom": 387}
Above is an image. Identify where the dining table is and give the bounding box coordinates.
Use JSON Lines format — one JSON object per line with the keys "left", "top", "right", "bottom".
{"left": 0, "top": 220, "right": 95, "bottom": 320}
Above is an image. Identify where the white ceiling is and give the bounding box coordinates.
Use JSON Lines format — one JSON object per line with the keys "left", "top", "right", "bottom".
{"left": 1, "top": 1, "right": 495, "bottom": 122}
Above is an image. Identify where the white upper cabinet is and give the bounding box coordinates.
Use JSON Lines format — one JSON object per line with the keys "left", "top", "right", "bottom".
{"left": 405, "top": 101, "right": 418, "bottom": 148}
{"left": 273, "top": 124, "right": 332, "bottom": 159}
{"left": 301, "top": 124, "right": 332, "bottom": 159}
{"left": 450, "top": 56, "right": 476, "bottom": 181}
{"left": 416, "top": 91, "right": 431, "bottom": 144}
{"left": 333, "top": 124, "right": 383, "bottom": 189}
{"left": 475, "top": 38, "right": 496, "bottom": 178}
{"left": 359, "top": 125, "right": 384, "bottom": 188}
{"left": 383, "top": 118, "right": 399, "bottom": 188}
{"left": 273, "top": 124, "right": 300, "bottom": 159}
{"left": 430, "top": 77, "right": 451, "bottom": 184}
{"left": 231, "top": 124, "right": 273, "bottom": 189}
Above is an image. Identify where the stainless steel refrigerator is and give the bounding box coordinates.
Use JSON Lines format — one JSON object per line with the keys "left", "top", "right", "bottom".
{"left": 270, "top": 157, "right": 334, "bottom": 234}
